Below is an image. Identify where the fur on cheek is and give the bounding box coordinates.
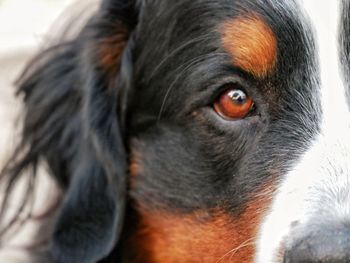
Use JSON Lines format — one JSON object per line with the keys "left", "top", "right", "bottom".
{"left": 125, "top": 189, "right": 274, "bottom": 263}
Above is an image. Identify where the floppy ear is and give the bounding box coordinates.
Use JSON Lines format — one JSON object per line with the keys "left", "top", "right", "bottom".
{"left": 51, "top": 2, "right": 139, "bottom": 263}
{"left": 0, "top": 1, "right": 138, "bottom": 262}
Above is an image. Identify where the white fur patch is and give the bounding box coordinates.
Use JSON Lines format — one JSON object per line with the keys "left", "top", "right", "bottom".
{"left": 255, "top": 0, "right": 350, "bottom": 262}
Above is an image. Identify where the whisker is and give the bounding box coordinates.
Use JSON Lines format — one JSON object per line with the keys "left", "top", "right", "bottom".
{"left": 215, "top": 237, "right": 256, "bottom": 263}
{"left": 228, "top": 239, "right": 255, "bottom": 262}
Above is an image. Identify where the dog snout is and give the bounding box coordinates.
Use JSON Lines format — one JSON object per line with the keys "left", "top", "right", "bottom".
{"left": 283, "top": 225, "right": 350, "bottom": 262}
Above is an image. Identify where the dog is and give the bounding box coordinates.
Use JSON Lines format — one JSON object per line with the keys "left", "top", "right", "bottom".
{"left": 1, "top": 0, "right": 350, "bottom": 262}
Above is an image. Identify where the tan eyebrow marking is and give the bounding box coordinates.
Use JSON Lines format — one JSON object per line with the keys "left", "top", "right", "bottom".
{"left": 220, "top": 14, "right": 278, "bottom": 78}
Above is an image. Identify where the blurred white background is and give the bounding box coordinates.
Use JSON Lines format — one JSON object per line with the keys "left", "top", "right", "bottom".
{"left": 0, "top": 0, "right": 73, "bottom": 54}
{"left": 0, "top": 0, "right": 77, "bottom": 153}
{"left": 0, "top": 0, "right": 98, "bottom": 163}
{"left": 0, "top": 1, "right": 97, "bottom": 262}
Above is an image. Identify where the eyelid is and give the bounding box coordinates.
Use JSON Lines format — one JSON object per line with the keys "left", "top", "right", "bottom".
{"left": 184, "top": 74, "right": 257, "bottom": 117}
{"left": 196, "top": 107, "right": 260, "bottom": 134}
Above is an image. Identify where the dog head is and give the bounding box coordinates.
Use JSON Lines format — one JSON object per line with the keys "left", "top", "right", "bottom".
{"left": 5, "top": 0, "right": 350, "bottom": 262}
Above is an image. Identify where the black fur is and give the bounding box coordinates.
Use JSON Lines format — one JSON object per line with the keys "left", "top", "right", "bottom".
{"left": 1, "top": 0, "right": 322, "bottom": 262}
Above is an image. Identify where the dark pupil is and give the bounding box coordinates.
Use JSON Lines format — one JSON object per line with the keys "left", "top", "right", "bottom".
{"left": 228, "top": 90, "right": 246, "bottom": 105}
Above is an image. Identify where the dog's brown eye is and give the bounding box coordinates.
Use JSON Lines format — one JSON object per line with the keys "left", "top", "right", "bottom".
{"left": 214, "top": 88, "right": 254, "bottom": 120}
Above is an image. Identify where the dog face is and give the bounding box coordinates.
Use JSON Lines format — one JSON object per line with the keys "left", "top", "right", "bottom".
{"left": 125, "top": 1, "right": 322, "bottom": 262}
{"left": 4, "top": 0, "right": 350, "bottom": 262}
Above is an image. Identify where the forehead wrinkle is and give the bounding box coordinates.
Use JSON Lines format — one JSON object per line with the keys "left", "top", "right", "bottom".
{"left": 220, "top": 13, "right": 277, "bottom": 78}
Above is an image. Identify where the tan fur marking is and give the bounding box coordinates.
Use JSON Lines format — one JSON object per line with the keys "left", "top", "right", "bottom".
{"left": 129, "top": 150, "right": 142, "bottom": 178}
{"left": 221, "top": 14, "right": 277, "bottom": 78}
{"left": 97, "top": 24, "right": 130, "bottom": 76}
{"left": 126, "top": 183, "right": 275, "bottom": 263}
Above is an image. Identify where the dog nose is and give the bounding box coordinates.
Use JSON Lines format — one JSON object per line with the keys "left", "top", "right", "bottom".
{"left": 283, "top": 226, "right": 350, "bottom": 262}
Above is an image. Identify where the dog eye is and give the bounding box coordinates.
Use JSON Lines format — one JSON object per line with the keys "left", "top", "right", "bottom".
{"left": 214, "top": 87, "right": 254, "bottom": 120}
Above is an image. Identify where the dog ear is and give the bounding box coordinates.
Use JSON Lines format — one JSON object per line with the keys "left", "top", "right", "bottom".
{"left": 0, "top": 1, "right": 138, "bottom": 263}
{"left": 51, "top": 2, "right": 139, "bottom": 263}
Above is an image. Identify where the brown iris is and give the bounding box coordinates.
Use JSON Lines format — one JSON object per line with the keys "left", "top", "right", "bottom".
{"left": 214, "top": 88, "right": 254, "bottom": 120}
